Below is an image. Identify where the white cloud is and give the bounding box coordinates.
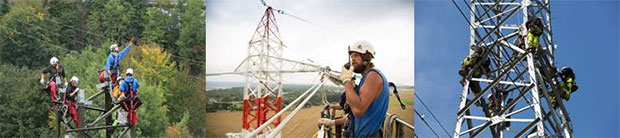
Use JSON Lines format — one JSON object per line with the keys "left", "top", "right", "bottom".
{"left": 207, "top": 0, "right": 414, "bottom": 85}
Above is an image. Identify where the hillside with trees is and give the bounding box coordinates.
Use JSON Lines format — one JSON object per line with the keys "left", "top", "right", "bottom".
{"left": 0, "top": 0, "right": 205, "bottom": 137}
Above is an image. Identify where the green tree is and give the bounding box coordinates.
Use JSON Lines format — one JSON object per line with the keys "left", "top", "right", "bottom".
{"left": 46, "top": 0, "right": 88, "bottom": 51}
{"left": 142, "top": 0, "right": 179, "bottom": 51}
{"left": 165, "top": 111, "right": 193, "bottom": 138}
{"left": 61, "top": 46, "right": 109, "bottom": 98}
{"left": 128, "top": 43, "right": 176, "bottom": 136}
{"left": 124, "top": 0, "right": 147, "bottom": 38}
{"left": 135, "top": 84, "right": 169, "bottom": 136}
{"left": 0, "top": 0, "right": 10, "bottom": 16}
{"left": 0, "top": 1, "right": 63, "bottom": 68}
{"left": 166, "top": 66, "right": 206, "bottom": 136}
{"left": 102, "top": 0, "right": 132, "bottom": 42}
{"left": 175, "top": 0, "right": 205, "bottom": 75}
{"left": 0, "top": 1, "right": 206, "bottom": 137}
{"left": 84, "top": 0, "right": 108, "bottom": 49}
{"left": 0, "top": 64, "right": 51, "bottom": 137}
{"left": 86, "top": 0, "right": 136, "bottom": 48}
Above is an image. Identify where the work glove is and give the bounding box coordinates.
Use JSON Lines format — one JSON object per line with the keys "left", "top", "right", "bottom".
{"left": 69, "top": 88, "right": 79, "bottom": 97}
{"left": 115, "top": 97, "right": 124, "bottom": 104}
{"left": 318, "top": 118, "right": 335, "bottom": 126}
{"left": 40, "top": 78, "right": 45, "bottom": 85}
{"left": 341, "top": 64, "right": 354, "bottom": 84}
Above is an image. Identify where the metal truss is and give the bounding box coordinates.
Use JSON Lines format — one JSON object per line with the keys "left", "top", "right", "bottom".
{"left": 202, "top": 7, "right": 342, "bottom": 138}
{"left": 453, "top": 0, "right": 573, "bottom": 137}
{"left": 51, "top": 82, "right": 136, "bottom": 138}
{"left": 238, "top": 7, "right": 287, "bottom": 137}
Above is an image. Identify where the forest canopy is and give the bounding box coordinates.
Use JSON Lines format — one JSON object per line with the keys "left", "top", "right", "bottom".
{"left": 0, "top": 0, "right": 206, "bottom": 137}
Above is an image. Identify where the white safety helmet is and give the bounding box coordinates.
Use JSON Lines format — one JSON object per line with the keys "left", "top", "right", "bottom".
{"left": 70, "top": 76, "right": 79, "bottom": 84}
{"left": 116, "top": 76, "right": 124, "bottom": 82}
{"left": 126, "top": 68, "right": 134, "bottom": 75}
{"left": 348, "top": 40, "right": 375, "bottom": 58}
{"left": 50, "top": 57, "right": 59, "bottom": 65}
{"left": 110, "top": 44, "right": 118, "bottom": 51}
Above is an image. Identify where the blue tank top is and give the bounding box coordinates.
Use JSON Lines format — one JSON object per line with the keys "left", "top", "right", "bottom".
{"left": 351, "top": 69, "right": 389, "bottom": 137}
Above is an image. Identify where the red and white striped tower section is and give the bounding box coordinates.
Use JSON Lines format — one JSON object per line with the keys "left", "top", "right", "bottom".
{"left": 242, "top": 7, "right": 285, "bottom": 137}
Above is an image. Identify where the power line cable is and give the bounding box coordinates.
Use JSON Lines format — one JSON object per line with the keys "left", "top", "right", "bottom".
{"left": 415, "top": 92, "right": 453, "bottom": 138}
{"left": 415, "top": 109, "right": 441, "bottom": 138}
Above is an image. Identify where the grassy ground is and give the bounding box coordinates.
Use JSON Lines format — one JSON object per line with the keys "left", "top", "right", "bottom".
{"left": 205, "top": 89, "right": 414, "bottom": 137}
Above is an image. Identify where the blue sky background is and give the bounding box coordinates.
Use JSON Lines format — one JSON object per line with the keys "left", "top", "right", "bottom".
{"left": 415, "top": 0, "right": 619, "bottom": 137}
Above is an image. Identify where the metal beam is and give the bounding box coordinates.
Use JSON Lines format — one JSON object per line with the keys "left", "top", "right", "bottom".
{"left": 457, "top": 53, "right": 527, "bottom": 115}
{"left": 470, "top": 84, "right": 535, "bottom": 137}
{"left": 88, "top": 105, "right": 121, "bottom": 126}
{"left": 66, "top": 124, "right": 130, "bottom": 132}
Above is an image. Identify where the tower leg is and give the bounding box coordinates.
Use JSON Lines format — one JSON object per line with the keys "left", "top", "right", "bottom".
{"left": 56, "top": 108, "right": 61, "bottom": 138}
{"left": 78, "top": 102, "right": 86, "bottom": 138}
{"left": 105, "top": 89, "right": 113, "bottom": 138}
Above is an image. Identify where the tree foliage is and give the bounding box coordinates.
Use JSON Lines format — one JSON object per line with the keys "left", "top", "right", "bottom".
{"left": 175, "top": 0, "right": 205, "bottom": 75}
{"left": 166, "top": 111, "right": 193, "bottom": 138}
{"left": 0, "top": 64, "right": 51, "bottom": 137}
{"left": 0, "top": 1, "right": 63, "bottom": 68}
{"left": 0, "top": 0, "right": 205, "bottom": 137}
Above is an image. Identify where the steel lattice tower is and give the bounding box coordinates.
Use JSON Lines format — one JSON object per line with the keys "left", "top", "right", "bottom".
{"left": 241, "top": 7, "right": 285, "bottom": 136}
{"left": 453, "top": 0, "right": 573, "bottom": 137}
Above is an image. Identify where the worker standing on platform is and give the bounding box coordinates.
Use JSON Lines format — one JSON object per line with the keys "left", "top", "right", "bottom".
{"left": 119, "top": 68, "right": 142, "bottom": 125}
{"left": 339, "top": 40, "right": 389, "bottom": 137}
{"left": 103, "top": 39, "right": 133, "bottom": 85}
{"left": 64, "top": 76, "right": 81, "bottom": 127}
{"left": 41, "top": 57, "right": 67, "bottom": 103}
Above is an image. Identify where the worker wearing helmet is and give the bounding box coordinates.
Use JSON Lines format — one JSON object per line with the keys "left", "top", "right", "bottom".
{"left": 559, "top": 67, "right": 578, "bottom": 96}
{"left": 64, "top": 76, "right": 81, "bottom": 126}
{"left": 118, "top": 68, "right": 141, "bottom": 125}
{"left": 113, "top": 76, "right": 127, "bottom": 126}
{"left": 318, "top": 80, "right": 407, "bottom": 137}
{"left": 112, "top": 76, "right": 124, "bottom": 101}
{"left": 551, "top": 67, "right": 579, "bottom": 107}
{"left": 459, "top": 45, "right": 490, "bottom": 78}
{"left": 526, "top": 17, "right": 544, "bottom": 51}
{"left": 458, "top": 45, "right": 491, "bottom": 101}
{"left": 41, "top": 57, "right": 67, "bottom": 102}
{"left": 338, "top": 40, "right": 389, "bottom": 137}
{"left": 104, "top": 39, "right": 133, "bottom": 85}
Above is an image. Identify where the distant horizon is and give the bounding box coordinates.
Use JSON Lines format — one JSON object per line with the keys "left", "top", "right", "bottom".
{"left": 205, "top": 80, "right": 415, "bottom": 88}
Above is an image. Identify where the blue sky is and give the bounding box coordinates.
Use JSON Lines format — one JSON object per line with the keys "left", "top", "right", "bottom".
{"left": 415, "top": 0, "right": 619, "bottom": 137}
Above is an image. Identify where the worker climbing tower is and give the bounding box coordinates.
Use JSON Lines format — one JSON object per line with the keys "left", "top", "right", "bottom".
{"left": 453, "top": 0, "right": 573, "bottom": 137}
{"left": 240, "top": 7, "right": 285, "bottom": 136}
